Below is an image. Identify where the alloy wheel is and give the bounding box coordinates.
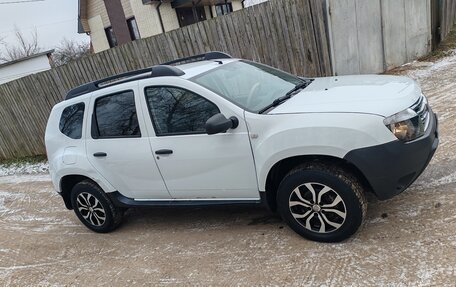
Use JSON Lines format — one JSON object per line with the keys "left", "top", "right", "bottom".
{"left": 288, "top": 182, "right": 347, "bottom": 233}
{"left": 76, "top": 192, "right": 107, "bottom": 227}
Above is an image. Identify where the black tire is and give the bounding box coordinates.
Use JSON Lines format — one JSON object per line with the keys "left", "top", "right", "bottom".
{"left": 70, "top": 180, "right": 123, "bottom": 233}
{"left": 277, "top": 163, "right": 367, "bottom": 242}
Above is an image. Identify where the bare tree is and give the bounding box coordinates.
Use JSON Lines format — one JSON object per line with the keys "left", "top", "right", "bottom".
{"left": 0, "top": 28, "right": 42, "bottom": 63}
{"left": 52, "top": 38, "right": 90, "bottom": 67}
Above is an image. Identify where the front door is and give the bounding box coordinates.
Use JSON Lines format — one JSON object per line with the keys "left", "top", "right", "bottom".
{"left": 86, "top": 86, "right": 170, "bottom": 200}
{"left": 142, "top": 85, "right": 259, "bottom": 200}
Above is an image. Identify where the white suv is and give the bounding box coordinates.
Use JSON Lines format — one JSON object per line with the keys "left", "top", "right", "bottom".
{"left": 45, "top": 52, "right": 438, "bottom": 242}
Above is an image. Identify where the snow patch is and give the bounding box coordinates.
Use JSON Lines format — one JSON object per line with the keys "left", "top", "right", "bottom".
{"left": 367, "top": 217, "right": 388, "bottom": 224}
{"left": 417, "top": 172, "right": 456, "bottom": 189}
{"left": 0, "top": 161, "right": 49, "bottom": 177}
{"left": 402, "top": 53, "right": 456, "bottom": 79}
{"left": 397, "top": 207, "right": 423, "bottom": 218}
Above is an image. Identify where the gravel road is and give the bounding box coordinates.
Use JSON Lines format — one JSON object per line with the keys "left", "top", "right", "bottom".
{"left": 0, "top": 54, "right": 455, "bottom": 286}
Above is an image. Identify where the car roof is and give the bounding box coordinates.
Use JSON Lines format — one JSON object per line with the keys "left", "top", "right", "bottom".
{"left": 64, "top": 52, "right": 234, "bottom": 100}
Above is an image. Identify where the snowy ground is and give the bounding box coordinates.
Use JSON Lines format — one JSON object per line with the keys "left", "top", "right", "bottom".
{"left": 0, "top": 161, "right": 48, "bottom": 177}
{"left": 0, "top": 54, "right": 455, "bottom": 286}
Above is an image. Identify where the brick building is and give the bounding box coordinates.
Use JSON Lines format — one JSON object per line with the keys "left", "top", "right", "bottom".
{"left": 78, "top": 0, "right": 245, "bottom": 53}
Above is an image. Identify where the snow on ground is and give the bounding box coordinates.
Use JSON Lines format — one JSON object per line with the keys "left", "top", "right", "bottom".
{"left": 0, "top": 191, "right": 23, "bottom": 212}
{"left": 0, "top": 161, "right": 49, "bottom": 177}
{"left": 401, "top": 59, "right": 456, "bottom": 79}
{"left": 393, "top": 50, "right": 456, "bottom": 84}
{"left": 0, "top": 174, "right": 51, "bottom": 185}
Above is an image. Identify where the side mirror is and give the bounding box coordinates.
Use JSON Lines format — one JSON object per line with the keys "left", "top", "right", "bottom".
{"left": 205, "top": 113, "right": 239, "bottom": 135}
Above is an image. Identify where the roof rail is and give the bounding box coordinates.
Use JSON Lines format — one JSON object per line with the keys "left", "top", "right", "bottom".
{"left": 65, "top": 65, "right": 184, "bottom": 100}
{"left": 65, "top": 51, "right": 231, "bottom": 100}
{"left": 162, "top": 51, "right": 232, "bottom": 66}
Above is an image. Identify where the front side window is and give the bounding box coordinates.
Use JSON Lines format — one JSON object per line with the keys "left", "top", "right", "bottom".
{"left": 145, "top": 86, "right": 219, "bottom": 136}
{"left": 59, "top": 102, "right": 85, "bottom": 139}
{"left": 93, "top": 91, "right": 140, "bottom": 138}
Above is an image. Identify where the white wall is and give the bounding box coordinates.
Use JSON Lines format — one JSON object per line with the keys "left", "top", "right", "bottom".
{"left": 87, "top": 0, "right": 110, "bottom": 28}
{"left": 0, "top": 55, "right": 51, "bottom": 84}
{"left": 158, "top": 3, "right": 179, "bottom": 32}
{"left": 130, "top": 0, "right": 163, "bottom": 38}
{"left": 88, "top": 15, "right": 110, "bottom": 53}
{"left": 232, "top": 0, "right": 243, "bottom": 11}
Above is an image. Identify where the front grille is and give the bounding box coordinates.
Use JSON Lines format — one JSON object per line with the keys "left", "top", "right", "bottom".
{"left": 410, "top": 95, "right": 430, "bottom": 131}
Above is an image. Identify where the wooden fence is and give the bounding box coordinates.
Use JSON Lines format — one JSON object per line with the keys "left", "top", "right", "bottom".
{"left": 440, "top": 0, "right": 456, "bottom": 39}
{"left": 329, "top": 0, "right": 432, "bottom": 75}
{"left": 0, "top": 0, "right": 332, "bottom": 160}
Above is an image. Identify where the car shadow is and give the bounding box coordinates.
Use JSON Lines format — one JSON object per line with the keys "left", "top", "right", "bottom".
{"left": 119, "top": 204, "right": 284, "bottom": 232}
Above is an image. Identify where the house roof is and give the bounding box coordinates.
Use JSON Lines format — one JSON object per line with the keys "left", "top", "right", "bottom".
{"left": 0, "top": 50, "right": 54, "bottom": 69}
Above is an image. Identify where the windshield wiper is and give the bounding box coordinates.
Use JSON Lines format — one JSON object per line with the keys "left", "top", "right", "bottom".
{"left": 285, "top": 81, "right": 311, "bottom": 97}
{"left": 258, "top": 79, "right": 313, "bottom": 114}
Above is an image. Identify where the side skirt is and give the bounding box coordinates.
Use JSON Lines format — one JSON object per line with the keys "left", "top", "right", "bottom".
{"left": 107, "top": 191, "right": 263, "bottom": 208}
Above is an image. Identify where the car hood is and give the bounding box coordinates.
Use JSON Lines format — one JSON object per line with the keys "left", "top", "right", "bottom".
{"left": 268, "top": 75, "right": 421, "bottom": 117}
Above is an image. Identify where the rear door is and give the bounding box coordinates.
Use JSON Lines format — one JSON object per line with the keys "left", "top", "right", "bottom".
{"left": 86, "top": 83, "right": 170, "bottom": 200}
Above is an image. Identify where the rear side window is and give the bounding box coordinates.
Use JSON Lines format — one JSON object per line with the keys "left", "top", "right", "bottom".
{"left": 93, "top": 90, "right": 140, "bottom": 138}
{"left": 59, "top": 103, "right": 85, "bottom": 139}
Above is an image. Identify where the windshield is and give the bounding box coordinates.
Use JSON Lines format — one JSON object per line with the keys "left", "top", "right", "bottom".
{"left": 191, "top": 60, "right": 304, "bottom": 113}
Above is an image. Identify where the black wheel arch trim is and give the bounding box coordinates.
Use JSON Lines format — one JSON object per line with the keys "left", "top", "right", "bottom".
{"left": 264, "top": 154, "right": 372, "bottom": 212}
{"left": 59, "top": 174, "right": 101, "bottom": 210}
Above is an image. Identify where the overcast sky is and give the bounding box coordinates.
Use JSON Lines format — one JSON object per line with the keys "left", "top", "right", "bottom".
{"left": 0, "top": 0, "right": 89, "bottom": 52}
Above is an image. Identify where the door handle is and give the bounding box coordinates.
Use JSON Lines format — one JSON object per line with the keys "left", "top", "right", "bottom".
{"left": 155, "top": 149, "right": 173, "bottom": 155}
{"left": 93, "top": 152, "right": 107, "bottom": 157}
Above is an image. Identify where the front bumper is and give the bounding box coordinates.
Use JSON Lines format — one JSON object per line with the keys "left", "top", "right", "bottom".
{"left": 344, "top": 112, "right": 439, "bottom": 200}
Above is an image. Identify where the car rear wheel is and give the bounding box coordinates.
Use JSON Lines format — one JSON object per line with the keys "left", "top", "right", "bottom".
{"left": 277, "top": 163, "right": 367, "bottom": 242}
{"left": 70, "top": 180, "right": 122, "bottom": 233}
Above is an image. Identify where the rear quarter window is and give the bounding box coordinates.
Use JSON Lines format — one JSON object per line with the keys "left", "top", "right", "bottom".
{"left": 59, "top": 103, "right": 85, "bottom": 139}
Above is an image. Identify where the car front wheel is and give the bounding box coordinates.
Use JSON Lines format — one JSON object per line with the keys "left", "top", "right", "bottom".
{"left": 277, "top": 163, "right": 367, "bottom": 242}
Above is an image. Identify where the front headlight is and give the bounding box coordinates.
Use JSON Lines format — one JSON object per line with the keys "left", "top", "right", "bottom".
{"left": 383, "top": 108, "right": 425, "bottom": 141}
